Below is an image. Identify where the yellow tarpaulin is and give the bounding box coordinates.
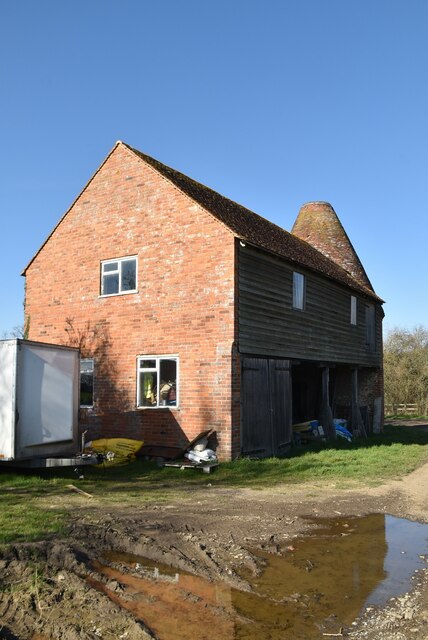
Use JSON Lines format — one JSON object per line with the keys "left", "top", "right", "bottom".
{"left": 85, "top": 438, "right": 144, "bottom": 464}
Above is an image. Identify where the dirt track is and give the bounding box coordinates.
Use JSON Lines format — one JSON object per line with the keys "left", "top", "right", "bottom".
{"left": 1, "top": 446, "right": 428, "bottom": 639}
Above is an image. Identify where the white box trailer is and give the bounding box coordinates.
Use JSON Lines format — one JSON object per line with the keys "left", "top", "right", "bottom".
{"left": 0, "top": 339, "right": 97, "bottom": 468}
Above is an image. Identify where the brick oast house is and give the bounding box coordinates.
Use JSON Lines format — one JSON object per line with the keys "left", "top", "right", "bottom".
{"left": 23, "top": 141, "right": 384, "bottom": 460}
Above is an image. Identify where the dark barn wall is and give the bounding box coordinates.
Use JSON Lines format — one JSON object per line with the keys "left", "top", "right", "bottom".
{"left": 238, "top": 244, "right": 383, "bottom": 367}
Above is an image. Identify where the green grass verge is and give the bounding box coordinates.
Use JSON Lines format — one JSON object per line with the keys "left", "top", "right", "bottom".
{"left": 0, "top": 475, "right": 67, "bottom": 545}
{"left": 157, "top": 423, "right": 428, "bottom": 488}
{"left": 385, "top": 414, "right": 428, "bottom": 420}
{"left": 1, "top": 423, "right": 428, "bottom": 546}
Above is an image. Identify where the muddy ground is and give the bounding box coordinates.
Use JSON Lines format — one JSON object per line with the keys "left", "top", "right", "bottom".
{"left": 1, "top": 424, "right": 428, "bottom": 639}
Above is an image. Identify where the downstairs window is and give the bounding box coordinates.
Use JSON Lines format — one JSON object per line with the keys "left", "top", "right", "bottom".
{"left": 80, "top": 358, "right": 94, "bottom": 407}
{"left": 137, "top": 356, "right": 178, "bottom": 408}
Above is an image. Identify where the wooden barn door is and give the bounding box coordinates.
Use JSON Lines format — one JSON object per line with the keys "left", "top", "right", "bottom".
{"left": 270, "top": 359, "right": 292, "bottom": 455}
{"left": 241, "top": 358, "right": 292, "bottom": 457}
{"left": 241, "top": 358, "right": 271, "bottom": 456}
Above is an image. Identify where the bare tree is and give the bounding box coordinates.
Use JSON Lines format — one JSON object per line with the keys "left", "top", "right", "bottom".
{"left": 384, "top": 326, "right": 428, "bottom": 415}
{"left": 1, "top": 325, "right": 25, "bottom": 339}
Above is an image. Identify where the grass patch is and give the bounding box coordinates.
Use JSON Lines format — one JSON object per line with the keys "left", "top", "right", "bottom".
{"left": 1, "top": 424, "right": 428, "bottom": 545}
{"left": 153, "top": 424, "right": 428, "bottom": 488}
{"left": 385, "top": 414, "right": 428, "bottom": 420}
{"left": 0, "top": 474, "right": 68, "bottom": 545}
{"left": 0, "top": 493, "right": 66, "bottom": 546}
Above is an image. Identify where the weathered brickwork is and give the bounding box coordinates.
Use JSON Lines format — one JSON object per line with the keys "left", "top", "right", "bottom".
{"left": 333, "top": 366, "right": 384, "bottom": 431}
{"left": 24, "top": 144, "right": 240, "bottom": 460}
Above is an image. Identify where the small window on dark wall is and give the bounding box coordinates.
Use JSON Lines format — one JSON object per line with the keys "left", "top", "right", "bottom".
{"left": 80, "top": 359, "right": 94, "bottom": 407}
{"left": 365, "top": 304, "right": 376, "bottom": 350}
{"left": 293, "top": 272, "right": 305, "bottom": 310}
{"left": 101, "top": 256, "right": 137, "bottom": 296}
{"left": 351, "top": 295, "right": 357, "bottom": 325}
{"left": 137, "top": 356, "right": 178, "bottom": 408}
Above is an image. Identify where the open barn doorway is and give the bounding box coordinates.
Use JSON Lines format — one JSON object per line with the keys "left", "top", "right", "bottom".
{"left": 291, "top": 363, "right": 325, "bottom": 425}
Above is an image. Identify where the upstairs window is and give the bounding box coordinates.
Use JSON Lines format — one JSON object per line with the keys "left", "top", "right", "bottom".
{"left": 293, "top": 272, "right": 305, "bottom": 310}
{"left": 137, "top": 356, "right": 178, "bottom": 408}
{"left": 365, "top": 304, "right": 376, "bottom": 350}
{"left": 351, "top": 295, "right": 357, "bottom": 325}
{"left": 80, "top": 358, "right": 94, "bottom": 407}
{"left": 101, "top": 256, "right": 137, "bottom": 296}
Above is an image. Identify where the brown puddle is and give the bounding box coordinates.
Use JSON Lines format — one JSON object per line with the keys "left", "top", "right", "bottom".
{"left": 89, "top": 514, "right": 428, "bottom": 639}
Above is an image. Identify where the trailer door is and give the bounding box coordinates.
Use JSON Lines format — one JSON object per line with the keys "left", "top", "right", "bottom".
{"left": 0, "top": 341, "right": 17, "bottom": 459}
{"left": 17, "top": 343, "right": 77, "bottom": 450}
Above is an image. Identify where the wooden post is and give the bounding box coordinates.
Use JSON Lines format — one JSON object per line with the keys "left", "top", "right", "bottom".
{"left": 320, "top": 367, "right": 336, "bottom": 439}
{"left": 351, "top": 368, "right": 366, "bottom": 437}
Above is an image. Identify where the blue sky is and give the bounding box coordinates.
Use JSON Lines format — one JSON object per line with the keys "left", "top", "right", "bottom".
{"left": 1, "top": 0, "right": 427, "bottom": 335}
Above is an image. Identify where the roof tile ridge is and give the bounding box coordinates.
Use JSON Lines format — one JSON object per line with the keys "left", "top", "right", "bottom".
{"left": 122, "top": 142, "right": 295, "bottom": 237}
{"left": 122, "top": 143, "right": 382, "bottom": 302}
{"left": 121, "top": 142, "right": 238, "bottom": 238}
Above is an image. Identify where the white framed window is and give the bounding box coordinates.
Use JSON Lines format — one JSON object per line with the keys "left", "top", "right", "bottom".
{"left": 292, "top": 272, "right": 305, "bottom": 310}
{"left": 80, "top": 358, "right": 94, "bottom": 407}
{"left": 137, "top": 355, "right": 178, "bottom": 409}
{"left": 101, "top": 256, "right": 137, "bottom": 296}
{"left": 351, "top": 295, "right": 357, "bottom": 325}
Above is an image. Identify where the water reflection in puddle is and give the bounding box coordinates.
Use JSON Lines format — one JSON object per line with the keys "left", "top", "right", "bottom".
{"left": 91, "top": 514, "right": 428, "bottom": 639}
{"left": 366, "top": 515, "right": 428, "bottom": 606}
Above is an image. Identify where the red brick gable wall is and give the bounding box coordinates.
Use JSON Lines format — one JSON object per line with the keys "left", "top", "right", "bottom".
{"left": 24, "top": 144, "right": 239, "bottom": 459}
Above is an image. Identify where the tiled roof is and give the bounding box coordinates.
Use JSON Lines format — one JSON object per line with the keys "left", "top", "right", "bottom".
{"left": 125, "top": 143, "right": 382, "bottom": 301}
{"left": 292, "top": 202, "right": 374, "bottom": 291}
